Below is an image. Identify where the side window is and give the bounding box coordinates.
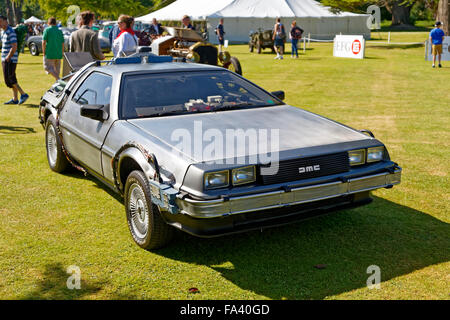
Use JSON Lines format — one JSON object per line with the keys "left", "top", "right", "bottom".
{"left": 72, "top": 72, "right": 113, "bottom": 106}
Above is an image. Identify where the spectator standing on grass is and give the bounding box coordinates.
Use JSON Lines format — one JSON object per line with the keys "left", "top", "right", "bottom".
{"left": 0, "top": 15, "right": 29, "bottom": 105}
{"left": 109, "top": 23, "right": 120, "bottom": 49}
{"left": 289, "top": 21, "right": 303, "bottom": 59}
{"left": 430, "top": 21, "right": 445, "bottom": 68}
{"left": 42, "top": 17, "right": 64, "bottom": 81}
{"left": 273, "top": 18, "right": 285, "bottom": 60}
{"left": 112, "top": 15, "right": 139, "bottom": 58}
{"left": 216, "top": 19, "right": 225, "bottom": 52}
{"left": 14, "top": 23, "right": 28, "bottom": 54}
{"left": 69, "top": 11, "right": 105, "bottom": 61}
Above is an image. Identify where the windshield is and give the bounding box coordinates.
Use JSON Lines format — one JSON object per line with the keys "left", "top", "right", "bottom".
{"left": 120, "top": 70, "right": 282, "bottom": 119}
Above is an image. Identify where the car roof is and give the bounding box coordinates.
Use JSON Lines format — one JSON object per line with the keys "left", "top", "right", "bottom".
{"left": 95, "top": 61, "right": 226, "bottom": 76}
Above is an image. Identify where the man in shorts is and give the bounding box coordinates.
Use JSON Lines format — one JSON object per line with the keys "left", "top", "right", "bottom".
{"left": 430, "top": 21, "right": 445, "bottom": 68}
{"left": 273, "top": 18, "right": 285, "bottom": 60}
{"left": 42, "top": 17, "right": 65, "bottom": 80}
{"left": 0, "top": 15, "right": 29, "bottom": 105}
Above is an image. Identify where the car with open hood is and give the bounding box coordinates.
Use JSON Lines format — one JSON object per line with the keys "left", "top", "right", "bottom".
{"left": 39, "top": 54, "right": 402, "bottom": 250}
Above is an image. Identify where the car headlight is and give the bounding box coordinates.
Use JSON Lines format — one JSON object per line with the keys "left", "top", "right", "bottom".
{"left": 348, "top": 149, "right": 366, "bottom": 166}
{"left": 232, "top": 166, "right": 256, "bottom": 186}
{"left": 204, "top": 170, "right": 229, "bottom": 190}
{"left": 367, "top": 146, "right": 384, "bottom": 163}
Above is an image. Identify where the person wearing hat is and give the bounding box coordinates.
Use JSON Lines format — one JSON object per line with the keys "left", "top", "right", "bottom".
{"left": 429, "top": 21, "right": 445, "bottom": 68}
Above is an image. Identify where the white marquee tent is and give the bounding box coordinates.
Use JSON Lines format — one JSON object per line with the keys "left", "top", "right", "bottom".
{"left": 136, "top": 0, "right": 370, "bottom": 43}
{"left": 24, "top": 16, "right": 44, "bottom": 24}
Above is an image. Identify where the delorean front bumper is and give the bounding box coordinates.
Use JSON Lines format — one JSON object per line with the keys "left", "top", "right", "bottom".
{"left": 176, "top": 168, "right": 402, "bottom": 219}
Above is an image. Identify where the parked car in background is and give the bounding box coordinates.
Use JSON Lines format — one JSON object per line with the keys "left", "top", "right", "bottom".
{"left": 249, "top": 29, "right": 277, "bottom": 54}
{"left": 39, "top": 55, "right": 401, "bottom": 250}
{"left": 27, "top": 27, "right": 111, "bottom": 56}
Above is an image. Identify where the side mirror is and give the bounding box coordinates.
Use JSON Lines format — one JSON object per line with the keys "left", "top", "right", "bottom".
{"left": 80, "top": 104, "right": 109, "bottom": 121}
{"left": 271, "top": 90, "right": 285, "bottom": 101}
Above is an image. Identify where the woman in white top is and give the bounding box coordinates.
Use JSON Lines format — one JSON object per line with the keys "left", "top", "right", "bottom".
{"left": 112, "top": 15, "right": 139, "bottom": 58}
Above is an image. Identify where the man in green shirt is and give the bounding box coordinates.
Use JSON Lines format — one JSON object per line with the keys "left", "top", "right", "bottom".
{"left": 42, "top": 17, "right": 64, "bottom": 80}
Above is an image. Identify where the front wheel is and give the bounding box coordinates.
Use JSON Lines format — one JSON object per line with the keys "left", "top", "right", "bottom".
{"left": 29, "top": 42, "right": 40, "bottom": 56}
{"left": 46, "top": 115, "right": 69, "bottom": 173}
{"left": 125, "top": 170, "right": 174, "bottom": 250}
{"left": 227, "top": 56, "right": 242, "bottom": 75}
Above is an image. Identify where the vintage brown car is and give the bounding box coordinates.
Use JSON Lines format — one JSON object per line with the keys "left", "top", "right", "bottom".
{"left": 151, "top": 27, "right": 242, "bottom": 75}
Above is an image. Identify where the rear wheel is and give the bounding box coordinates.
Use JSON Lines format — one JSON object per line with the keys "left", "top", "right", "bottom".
{"left": 228, "top": 56, "right": 242, "bottom": 75}
{"left": 125, "top": 170, "right": 174, "bottom": 250}
{"left": 46, "top": 115, "right": 69, "bottom": 173}
{"left": 29, "top": 42, "right": 39, "bottom": 56}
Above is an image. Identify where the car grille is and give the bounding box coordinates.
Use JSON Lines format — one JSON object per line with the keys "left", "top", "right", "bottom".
{"left": 193, "top": 46, "right": 218, "bottom": 66}
{"left": 260, "top": 152, "right": 350, "bottom": 185}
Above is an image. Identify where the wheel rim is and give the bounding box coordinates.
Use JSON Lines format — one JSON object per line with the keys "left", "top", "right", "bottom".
{"left": 46, "top": 125, "right": 58, "bottom": 166}
{"left": 128, "top": 183, "right": 149, "bottom": 239}
{"left": 31, "top": 44, "right": 37, "bottom": 55}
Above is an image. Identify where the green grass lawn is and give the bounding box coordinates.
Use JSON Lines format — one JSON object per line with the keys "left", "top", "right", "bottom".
{"left": 0, "top": 32, "right": 449, "bottom": 300}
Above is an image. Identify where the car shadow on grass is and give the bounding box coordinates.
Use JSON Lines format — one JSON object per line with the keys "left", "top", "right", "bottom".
{"left": 24, "top": 104, "right": 39, "bottom": 108}
{"left": 157, "top": 196, "right": 449, "bottom": 299}
{"left": 61, "top": 169, "right": 123, "bottom": 203}
{"left": 0, "top": 126, "right": 35, "bottom": 134}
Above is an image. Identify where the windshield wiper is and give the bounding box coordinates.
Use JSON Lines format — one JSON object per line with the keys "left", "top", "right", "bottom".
{"left": 213, "top": 102, "right": 255, "bottom": 111}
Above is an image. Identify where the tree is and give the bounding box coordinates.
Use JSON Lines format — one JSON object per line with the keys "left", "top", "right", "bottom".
{"left": 5, "top": 0, "right": 24, "bottom": 25}
{"left": 35, "top": 0, "right": 148, "bottom": 21}
{"left": 322, "top": 0, "right": 416, "bottom": 25}
{"left": 151, "top": 0, "right": 176, "bottom": 10}
{"left": 436, "top": 0, "right": 449, "bottom": 34}
{"left": 385, "top": 1, "right": 415, "bottom": 25}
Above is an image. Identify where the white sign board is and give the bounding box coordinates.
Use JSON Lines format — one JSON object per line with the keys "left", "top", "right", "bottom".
{"left": 333, "top": 35, "right": 365, "bottom": 59}
{"left": 426, "top": 37, "right": 450, "bottom": 61}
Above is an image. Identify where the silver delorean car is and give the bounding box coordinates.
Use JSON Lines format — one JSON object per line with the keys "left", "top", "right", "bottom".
{"left": 39, "top": 55, "right": 402, "bottom": 250}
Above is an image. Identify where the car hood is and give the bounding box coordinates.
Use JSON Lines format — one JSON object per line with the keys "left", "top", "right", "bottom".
{"left": 127, "top": 105, "right": 371, "bottom": 163}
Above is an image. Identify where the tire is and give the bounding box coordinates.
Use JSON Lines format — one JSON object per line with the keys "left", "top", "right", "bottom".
{"left": 124, "top": 170, "right": 174, "bottom": 250}
{"left": 228, "top": 56, "right": 243, "bottom": 75}
{"left": 45, "top": 115, "right": 69, "bottom": 173}
{"left": 29, "top": 42, "right": 39, "bottom": 56}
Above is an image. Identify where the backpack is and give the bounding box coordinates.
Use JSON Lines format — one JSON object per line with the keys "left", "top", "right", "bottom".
{"left": 276, "top": 23, "right": 286, "bottom": 40}
{"left": 13, "top": 25, "right": 28, "bottom": 52}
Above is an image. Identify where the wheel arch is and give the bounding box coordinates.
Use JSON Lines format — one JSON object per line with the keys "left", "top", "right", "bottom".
{"left": 117, "top": 147, "right": 158, "bottom": 192}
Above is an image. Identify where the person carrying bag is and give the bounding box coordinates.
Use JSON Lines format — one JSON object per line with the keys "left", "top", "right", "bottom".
{"left": 112, "top": 15, "right": 139, "bottom": 58}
